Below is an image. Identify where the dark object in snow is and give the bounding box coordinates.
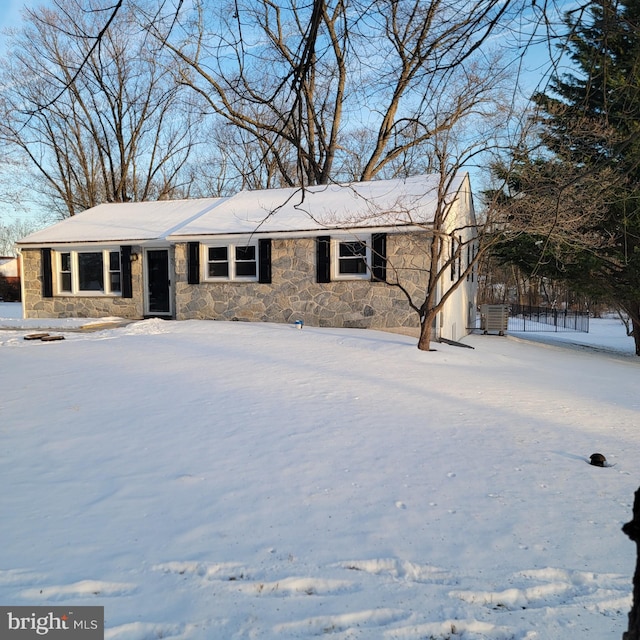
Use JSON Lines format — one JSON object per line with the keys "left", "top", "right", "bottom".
{"left": 590, "top": 453, "right": 606, "bottom": 467}
{"left": 24, "top": 333, "right": 65, "bottom": 342}
{"left": 622, "top": 487, "right": 640, "bottom": 640}
{"left": 437, "top": 337, "right": 475, "bottom": 349}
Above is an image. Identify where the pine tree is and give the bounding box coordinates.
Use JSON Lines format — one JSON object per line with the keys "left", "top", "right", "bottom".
{"left": 492, "top": 0, "right": 640, "bottom": 354}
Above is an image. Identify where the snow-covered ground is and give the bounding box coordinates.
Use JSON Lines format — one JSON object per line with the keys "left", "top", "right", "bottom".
{"left": 1, "top": 301, "right": 639, "bottom": 639}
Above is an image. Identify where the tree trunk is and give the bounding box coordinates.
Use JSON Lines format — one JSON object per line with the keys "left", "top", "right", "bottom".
{"left": 418, "top": 315, "right": 434, "bottom": 351}
{"left": 622, "top": 487, "right": 640, "bottom": 640}
{"left": 621, "top": 302, "right": 640, "bottom": 357}
{"left": 632, "top": 317, "right": 640, "bottom": 358}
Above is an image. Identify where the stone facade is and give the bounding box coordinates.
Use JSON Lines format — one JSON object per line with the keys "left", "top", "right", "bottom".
{"left": 21, "top": 248, "right": 144, "bottom": 319}
{"left": 20, "top": 232, "right": 462, "bottom": 332}
{"left": 174, "top": 233, "right": 430, "bottom": 329}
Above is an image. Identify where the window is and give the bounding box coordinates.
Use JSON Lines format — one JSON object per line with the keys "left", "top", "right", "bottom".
{"left": 204, "top": 243, "right": 258, "bottom": 281}
{"left": 235, "top": 246, "right": 257, "bottom": 277}
{"left": 55, "top": 249, "right": 122, "bottom": 295}
{"left": 331, "top": 237, "right": 371, "bottom": 280}
{"left": 78, "top": 252, "right": 104, "bottom": 291}
{"left": 339, "top": 241, "right": 367, "bottom": 274}
{"left": 60, "top": 252, "right": 72, "bottom": 292}
{"left": 207, "top": 246, "right": 229, "bottom": 278}
{"left": 109, "top": 251, "right": 121, "bottom": 293}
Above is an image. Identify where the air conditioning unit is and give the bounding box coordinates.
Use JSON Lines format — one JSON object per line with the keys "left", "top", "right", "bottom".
{"left": 480, "top": 304, "right": 509, "bottom": 335}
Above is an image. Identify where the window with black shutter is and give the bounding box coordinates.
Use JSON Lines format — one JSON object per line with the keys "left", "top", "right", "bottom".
{"left": 202, "top": 242, "right": 259, "bottom": 281}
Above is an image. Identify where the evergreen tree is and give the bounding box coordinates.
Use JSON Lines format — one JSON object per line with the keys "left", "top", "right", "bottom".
{"left": 492, "top": 0, "right": 640, "bottom": 354}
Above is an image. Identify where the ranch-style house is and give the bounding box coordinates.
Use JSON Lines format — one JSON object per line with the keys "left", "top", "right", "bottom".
{"left": 18, "top": 173, "right": 478, "bottom": 340}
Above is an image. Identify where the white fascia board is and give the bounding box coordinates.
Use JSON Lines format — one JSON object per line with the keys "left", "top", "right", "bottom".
{"left": 18, "top": 239, "right": 173, "bottom": 250}
{"left": 18, "top": 240, "right": 125, "bottom": 250}
{"left": 169, "top": 223, "right": 431, "bottom": 243}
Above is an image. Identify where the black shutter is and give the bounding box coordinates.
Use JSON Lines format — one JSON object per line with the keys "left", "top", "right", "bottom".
{"left": 371, "top": 233, "right": 387, "bottom": 282}
{"left": 258, "top": 238, "right": 272, "bottom": 283}
{"left": 121, "top": 245, "right": 133, "bottom": 298}
{"left": 187, "top": 242, "right": 200, "bottom": 285}
{"left": 316, "top": 236, "right": 331, "bottom": 283}
{"left": 41, "top": 248, "right": 53, "bottom": 298}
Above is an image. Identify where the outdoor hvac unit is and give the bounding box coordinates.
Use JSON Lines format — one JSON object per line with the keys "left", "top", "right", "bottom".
{"left": 480, "top": 304, "right": 509, "bottom": 335}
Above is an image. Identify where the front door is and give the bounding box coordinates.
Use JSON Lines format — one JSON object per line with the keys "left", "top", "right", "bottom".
{"left": 146, "top": 249, "right": 172, "bottom": 316}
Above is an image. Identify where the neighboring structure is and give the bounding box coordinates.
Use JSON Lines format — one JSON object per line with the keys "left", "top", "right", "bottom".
{"left": 0, "top": 256, "right": 20, "bottom": 281}
{"left": 0, "top": 256, "right": 21, "bottom": 301}
{"left": 18, "top": 174, "right": 478, "bottom": 340}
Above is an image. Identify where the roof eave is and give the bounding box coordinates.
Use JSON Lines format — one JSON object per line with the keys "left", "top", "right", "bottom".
{"left": 167, "top": 222, "right": 432, "bottom": 242}
{"left": 17, "top": 237, "right": 171, "bottom": 249}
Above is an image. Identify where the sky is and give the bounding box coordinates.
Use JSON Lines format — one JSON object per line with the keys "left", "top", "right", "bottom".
{"left": 0, "top": 0, "right": 26, "bottom": 27}
{"left": 0, "top": 0, "right": 39, "bottom": 41}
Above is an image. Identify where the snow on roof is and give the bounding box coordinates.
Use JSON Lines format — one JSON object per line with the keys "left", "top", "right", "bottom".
{"left": 170, "top": 173, "right": 468, "bottom": 238}
{"left": 17, "top": 174, "right": 470, "bottom": 246}
{"left": 17, "top": 197, "right": 226, "bottom": 245}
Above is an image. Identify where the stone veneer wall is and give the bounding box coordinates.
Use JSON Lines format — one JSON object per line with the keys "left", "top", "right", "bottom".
{"left": 174, "top": 234, "right": 430, "bottom": 328}
{"left": 21, "top": 248, "right": 144, "bottom": 319}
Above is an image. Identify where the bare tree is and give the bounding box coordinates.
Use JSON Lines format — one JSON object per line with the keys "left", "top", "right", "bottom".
{"left": 329, "top": 65, "right": 523, "bottom": 349}
{"left": 0, "top": 0, "right": 200, "bottom": 217}
{"left": 402, "top": 112, "right": 509, "bottom": 350}
{"left": 204, "top": 117, "right": 301, "bottom": 193}
{"left": 0, "top": 217, "right": 45, "bottom": 256}
{"left": 144, "top": 0, "right": 531, "bottom": 188}
{"left": 0, "top": 152, "right": 29, "bottom": 213}
{"left": 141, "top": 0, "right": 547, "bottom": 349}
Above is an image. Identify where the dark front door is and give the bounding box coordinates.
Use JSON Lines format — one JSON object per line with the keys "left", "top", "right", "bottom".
{"left": 146, "top": 249, "right": 171, "bottom": 315}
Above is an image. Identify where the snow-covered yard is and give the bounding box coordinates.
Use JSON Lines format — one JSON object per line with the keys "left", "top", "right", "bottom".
{"left": 1, "top": 301, "right": 638, "bottom": 639}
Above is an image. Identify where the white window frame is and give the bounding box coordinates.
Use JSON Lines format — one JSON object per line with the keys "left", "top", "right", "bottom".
{"left": 54, "top": 249, "right": 123, "bottom": 296}
{"left": 59, "top": 252, "right": 72, "bottom": 293}
{"left": 331, "top": 236, "right": 371, "bottom": 280}
{"left": 203, "top": 242, "right": 259, "bottom": 282}
{"left": 108, "top": 250, "right": 122, "bottom": 294}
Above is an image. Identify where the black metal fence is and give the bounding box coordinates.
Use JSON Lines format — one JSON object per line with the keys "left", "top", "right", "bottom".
{"left": 508, "top": 304, "right": 590, "bottom": 333}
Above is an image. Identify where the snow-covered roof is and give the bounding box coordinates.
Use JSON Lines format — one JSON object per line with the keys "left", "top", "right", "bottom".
{"left": 17, "top": 174, "right": 471, "bottom": 246}
{"left": 17, "top": 198, "right": 226, "bottom": 245}
{"left": 169, "top": 173, "right": 469, "bottom": 238}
